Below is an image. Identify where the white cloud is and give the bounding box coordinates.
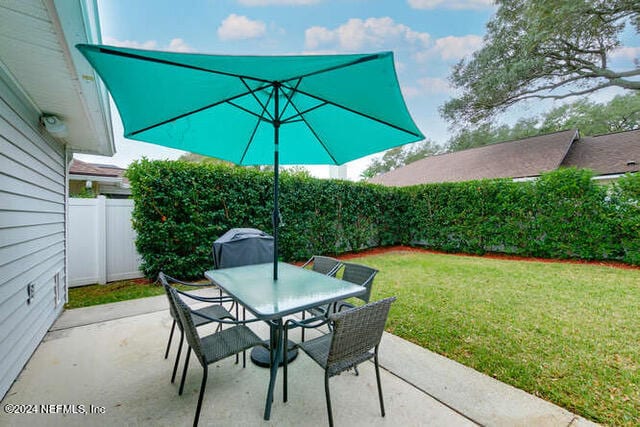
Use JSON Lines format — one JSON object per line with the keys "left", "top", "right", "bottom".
{"left": 305, "top": 17, "right": 430, "bottom": 51}
{"left": 167, "top": 38, "right": 195, "bottom": 52}
{"left": 103, "top": 37, "right": 158, "bottom": 50}
{"left": 401, "top": 85, "right": 421, "bottom": 98}
{"left": 611, "top": 46, "right": 640, "bottom": 60}
{"left": 415, "top": 34, "right": 483, "bottom": 61}
{"left": 408, "top": 0, "right": 494, "bottom": 10}
{"left": 238, "top": 0, "right": 321, "bottom": 5}
{"left": 103, "top": 37, "right": 195, "bottom": 52}
{"left": 417, "top": 77, "right": 453, "bottom": 94}
{"left": 217, "top": 14, "right": 267, "bottom": 40}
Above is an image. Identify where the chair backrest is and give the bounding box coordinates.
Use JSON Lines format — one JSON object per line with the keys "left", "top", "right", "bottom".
{"left": 159, "top": 272, "right": 178, "bottom": 323}
{"left": 305, "top": 255, "right": 342, "bottom": 277}
{"left": 341, "top": 262, "right": 378, "bottom": 303}
{"left": 327, "top": 297, "right": 396, "bottom": 372}
{"left": 167, "top": 285, "right": 206, "bottom": 366}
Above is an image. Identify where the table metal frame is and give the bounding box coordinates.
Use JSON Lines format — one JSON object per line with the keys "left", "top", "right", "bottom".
{"left": 205, "top": 262, "right": 364, "bottom": 420}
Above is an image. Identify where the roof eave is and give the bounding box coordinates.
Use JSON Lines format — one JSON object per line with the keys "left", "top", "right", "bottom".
{"left": 48, "top": 0, "right": 115, "bottom": 156}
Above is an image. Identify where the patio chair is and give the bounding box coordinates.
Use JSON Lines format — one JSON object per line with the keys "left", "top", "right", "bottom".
{"left": 300, "top": 255, "right": 343, "bottom": 342}
{"left": 301, "top": 255, "right": 343, "bottom": 276}
{"left": 166, "top": 284, "right": 263, "bottom": 427}
{"left": 283, "top": 297, "right": 396, "bottom": 427}
{"left": 159, "top": 273, "right": 237, "bottom": 384}
{"left": 334, "top": 262, "right": 378, "bottom": 312}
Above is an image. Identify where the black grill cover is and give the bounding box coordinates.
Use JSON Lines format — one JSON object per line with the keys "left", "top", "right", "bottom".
{"left": 212, "top": 228, "right": 274, "bottom": 269}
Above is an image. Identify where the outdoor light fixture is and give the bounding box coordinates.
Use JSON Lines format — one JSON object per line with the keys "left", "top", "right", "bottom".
{"left": 40, "top": 114, "right": 68, "bottom": 138}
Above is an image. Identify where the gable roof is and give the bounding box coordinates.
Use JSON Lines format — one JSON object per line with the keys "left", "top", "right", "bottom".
{"left": 370, "top": 129, "right": 579, "bottom": 187}
{"left": 561, "top": 129, "right": 640, "bottom": 176}
{"left": 69, "top": 159, "right": 125, "bottom": 178}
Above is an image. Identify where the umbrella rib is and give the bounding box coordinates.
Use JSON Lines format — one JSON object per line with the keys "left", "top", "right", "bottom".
{"left": 281, "top": 102, "right": 327, "bottom": 123}
{"left": 240, "top": 77, "right": 274, "bottom": 122}
{"left": 238, "top": 115, "right": 264, "bottom": 165}
{"left": 92, "top": 45, "right": 273, "bottom": 84}
{"left": 283, "top": 97, "right": 339, "bottom": 165}
{"left": 280, "top": 53, "right": 386, "bottom": 84}
{"left": 287, "top": 87, "right": 423, "bottom": 139}
{"left": 128, "top": 85, "right": 271, "bottom": 137}
{"left": 279, "top": 78, "right": 303, "bottom": 120}
{"left": 228, "top": 101, "right": 273, "bottom": 124}
{"left": 239, "top": 87, "right": 276, "bottom": 164}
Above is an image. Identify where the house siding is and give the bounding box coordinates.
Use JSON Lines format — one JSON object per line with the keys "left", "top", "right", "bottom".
{"left": 0, "top": 79, "right": 66, "bottom": 399}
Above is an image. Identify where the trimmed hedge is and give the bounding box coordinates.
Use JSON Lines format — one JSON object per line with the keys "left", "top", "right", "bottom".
{"left": 127, "top": 159, "right": 640, "bottom": 278}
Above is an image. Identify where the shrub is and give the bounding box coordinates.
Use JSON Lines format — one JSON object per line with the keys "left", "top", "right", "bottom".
{"left": 127, "top": 160, "right": 640, "bottom": 278}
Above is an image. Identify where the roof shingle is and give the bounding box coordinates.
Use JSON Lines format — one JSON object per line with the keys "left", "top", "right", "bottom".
{"left": 561, "top": 129, "right": 640, "bottom": 176}
{"left": 370, "top": 129, "right": 579, "bottom": 187}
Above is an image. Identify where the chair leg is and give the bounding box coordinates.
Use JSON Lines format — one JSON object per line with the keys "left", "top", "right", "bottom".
{"left": 179, "top": 347, "right": 191, "bottom": 396}
{"left": 324, "top": 372, "right": 334, "bottom": 427}
{"left": 165, "top": 320, "right": 176, "bottom": 359}
{"left": 301, "top": 311, "right": 306, "bottom": 342}
{"left": 374, "top": 352, "right": 385, "bottom": 417}
{"left": 171, "top": 330, "right": 184, "bottom": 383}
{"left": 192, "top": 366, "right": 208, "bottom": 427}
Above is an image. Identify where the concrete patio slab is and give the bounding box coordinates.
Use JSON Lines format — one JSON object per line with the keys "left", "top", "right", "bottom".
{"left": 1, "top": 294, "right": 599, "bottom": 426}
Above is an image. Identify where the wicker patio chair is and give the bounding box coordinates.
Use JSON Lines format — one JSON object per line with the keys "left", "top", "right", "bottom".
{"left": 160, "top": 273, "right": 237, "bottom": 384}
{"left": 300, "top": 255, "right": 343, "bottom": 342}
{"left": 333, "top": 262, "right": 378, "bottom": 312}
{"left": 165, "top": 282, "right": 263, "bottom": 427}
{"left": 301, "top": 255, "right": 343, "bottom": 276}
{"left": 283, "top": 297, "right": 396, "bottom": 427}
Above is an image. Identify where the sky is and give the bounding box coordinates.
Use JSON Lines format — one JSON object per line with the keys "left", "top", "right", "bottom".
{"left": 76, "top": 0, "right": 639, "bottom": 180}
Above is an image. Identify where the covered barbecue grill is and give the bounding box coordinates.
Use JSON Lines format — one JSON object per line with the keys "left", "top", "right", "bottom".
{"left": 212, "top": 228, "right": 274, "bottom": 269}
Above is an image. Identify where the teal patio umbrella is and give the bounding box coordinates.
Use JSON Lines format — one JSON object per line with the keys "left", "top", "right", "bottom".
{"left": 77, "top": 44, "right": 424, "bottom": 279}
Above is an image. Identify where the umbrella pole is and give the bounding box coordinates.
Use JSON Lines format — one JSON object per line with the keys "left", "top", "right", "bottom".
{"left": 272, "top": 83, "right": 281, "bottom": 280}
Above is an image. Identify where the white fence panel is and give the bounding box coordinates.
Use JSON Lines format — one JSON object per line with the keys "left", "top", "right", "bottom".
{"left": 68, "top": 197, "right": 143, "bottom": 287}
{"left": 106, "top": 199, "right": 142, "bottom": 282}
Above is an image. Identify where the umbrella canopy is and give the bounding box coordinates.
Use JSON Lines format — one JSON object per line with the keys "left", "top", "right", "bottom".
{"left": 77, "top": 44, "right": 424, "bottom": 278}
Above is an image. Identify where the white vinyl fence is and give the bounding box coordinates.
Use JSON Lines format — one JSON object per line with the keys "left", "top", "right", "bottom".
{"left": 68, "top": 196, "right": 143, "bottom": 287}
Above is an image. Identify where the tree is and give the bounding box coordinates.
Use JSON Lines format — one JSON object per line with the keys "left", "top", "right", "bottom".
{"left": 178, "top": 152, "right": 230, "bottom": 165}
{"left": 447, "top": 92, "right": 640, "bottom": 152}
{"left": 447, "top": 118, "right": 539, "bottom": 152}
{"left": 539, "top": 92, "right": 640, "bottom": 135}
{"left": 360, "top": 140, "right": 442, "bottom": 179}
{"left": 442, "top": 0, "right": 640, "bottom": 125}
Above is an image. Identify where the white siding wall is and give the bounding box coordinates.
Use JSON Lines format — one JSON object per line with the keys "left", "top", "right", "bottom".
{"left": 0, "top": 87, "right": 66, "bottom": 399}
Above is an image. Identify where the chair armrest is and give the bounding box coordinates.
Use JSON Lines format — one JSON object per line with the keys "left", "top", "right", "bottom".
{"left": 285, "top": 315, "right": 331, "bottom": 330}
{"left": 188, "top": 308, "right": 263, "bottom": 325}
{"left": 334, "top": 300, "right": 355, "bottom": 312}
{"left": 175, "top": 288, "right": 235, "bottom": 304}
{"left": 161, "top": 273, "right": 213, "bottom": 288}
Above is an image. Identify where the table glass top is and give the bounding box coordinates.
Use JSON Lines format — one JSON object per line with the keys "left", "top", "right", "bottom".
{"left": 205, "top": 262, "right": 364, "bottom": 319}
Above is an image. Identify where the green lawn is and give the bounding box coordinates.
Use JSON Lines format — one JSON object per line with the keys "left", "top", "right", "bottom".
{"left": 65, "top": 279, "right": 210, "bottom": 309}
{"left": 67, "top": 251, "right": 639, "bottom": 425}
{"left": 344, "top": 251, "right": 639, "bottom": 426}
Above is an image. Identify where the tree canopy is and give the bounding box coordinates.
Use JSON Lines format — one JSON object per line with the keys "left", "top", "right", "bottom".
{"left": 442, "top": 0, "right": 640, "bottom": 124}
{"left": 360, "top": 140, "right": 442, "bottom": 179}
{"left": 447, "top": 92, "right": 640, "bottom": 152}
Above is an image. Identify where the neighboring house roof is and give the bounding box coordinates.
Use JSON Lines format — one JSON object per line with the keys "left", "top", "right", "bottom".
{"left": 70, "top": 159, "right": 124, "bottom": 178}
{"left": 561, "top": 129, "right": 640, "bottom": 176}
{"left": 69, "top": 159, "right": 130, "bottom": 194}
{"left": 0, "top": 0, "right": 114, "bottom": 155}
{"left": 370, "top": 129, "right": 579, "bottom": 187}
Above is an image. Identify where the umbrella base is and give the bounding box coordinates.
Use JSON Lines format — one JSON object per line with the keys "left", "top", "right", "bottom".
{"left": 251, "top": 339, "right": 298, "bottom": 367}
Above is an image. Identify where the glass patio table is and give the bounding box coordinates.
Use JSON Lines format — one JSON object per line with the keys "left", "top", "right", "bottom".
{"left": 204, "top": 261, "right": 365, "bottom": 420}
